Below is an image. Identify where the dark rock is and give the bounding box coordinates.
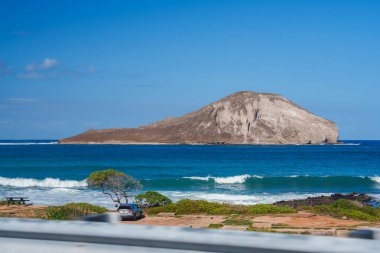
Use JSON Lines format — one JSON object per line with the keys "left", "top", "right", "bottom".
{"left": 274, "top": 193, "right": 374, "bottom": 208}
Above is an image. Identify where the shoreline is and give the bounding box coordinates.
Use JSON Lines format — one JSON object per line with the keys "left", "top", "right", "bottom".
{"left": 58, "top": 141, "right": 344, "bottom": 146}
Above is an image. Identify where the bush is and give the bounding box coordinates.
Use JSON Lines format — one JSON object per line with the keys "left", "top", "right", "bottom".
{"left": 208, "top": 223, "right": 224, "bottom": 229}
{"left": 303, "top": 199, "right": 380, "bottom": 221}
{"left": 175, "top": 200, "right": 234, "bottom": 215}
{"left": 44, "top": 203, "right": 108, "bottom": 220}
{"left": 145, "top": 199, "right": 296, "bottom": 216}
{"left": 223, "top": 219, "right": 253, "bottom": 226}
{"left": 145, "top": 204, "right": 177, "bottom": 215}
{"left": 135, "top": 191, "right": 172, "bottom": 207}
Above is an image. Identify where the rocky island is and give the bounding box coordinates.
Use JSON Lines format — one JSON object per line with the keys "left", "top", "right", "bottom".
{"left": 59, "top": 91, "right": 339, "bottom": 144}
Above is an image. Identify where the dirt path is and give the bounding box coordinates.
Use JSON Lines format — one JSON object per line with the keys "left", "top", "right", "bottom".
{"left": 252, "top": 212, "right": 364, "bottom": 228}
{"left": 121, "top": 212, "right": 378, "bottom": 237}
{"left": 121, "top": 214, "right": 225, "bottom": 228}
{"left": 0, "top": 205, "right": 47, "bottom": 218}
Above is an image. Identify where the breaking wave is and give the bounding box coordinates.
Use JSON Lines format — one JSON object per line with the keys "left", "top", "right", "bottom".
{"left": 1, "top": 175, "right": 379, "bottom": 190}
{"left": 0, "top": 177, "right": 87, "bottom": 188}
{"left": 141, "top": 175, "right": 380, "bottom": 190}
{"left": 160, "top": 191, "right": 334, "bottom": 205}
{"left": 0, "top": 142, "right": 58, "bottom": 145}
{"left": 183, "top": 174, "right": 263, "bottom": 184}
{"left": 182, "top": 175, "right": 380, "bottom": 185}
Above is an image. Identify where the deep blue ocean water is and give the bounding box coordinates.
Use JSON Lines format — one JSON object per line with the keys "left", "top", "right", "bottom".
{"left": 0, "top": 140, "right": 379, "bottom": 207}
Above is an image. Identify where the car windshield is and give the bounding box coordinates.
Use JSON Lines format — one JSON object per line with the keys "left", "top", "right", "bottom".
{"left": 118, "top": 206, "right": 132, "bottom": 210}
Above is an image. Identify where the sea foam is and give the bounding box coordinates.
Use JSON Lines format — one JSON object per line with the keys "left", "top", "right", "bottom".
{"left": 160, "top": 191, "right": 334, "bottom": 205}
{"left": 0, "top": 177, "right": 87, "bottom": 188}
{"left": 183, "top": 174, "right": 263, "bottom": 184}
{"left": 370, "top": 177, "right": 380, "bottom": 184}
{"left": 0, "top": 142, "right": 58, "bottom": 145}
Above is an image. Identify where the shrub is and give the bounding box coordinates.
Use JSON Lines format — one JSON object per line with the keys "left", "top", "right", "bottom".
{"left": 223, "top": 219, "right": 253, "bottom": 226}
{"left": 145, "top": 199, "right": 296, "bottom": 216}
{"left": 208, "top": 223, "right": 224, "bottom": 229}
{"left": 145, "top": 204, "right": 177, "bottom": 215}
{"left": 303, "top": 199, "right": 380, "bottom": 221}
{"left": 44, "top": 203, "right": 108, "bottom": 220}
{"left": 174, "top": 200, "right": 234, "bottom": 215}
{"left": 135, "top": 191, "right": 172, "bottom": 207}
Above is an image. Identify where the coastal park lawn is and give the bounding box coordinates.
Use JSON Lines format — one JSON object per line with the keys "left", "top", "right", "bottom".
{"left": 139, "top": 199, "right": 380, "bottom": 236}
{"left": 145, "top": 199, "right": 380, "bottom": 221}
{"left": 1, "top": 199, "right": 380, "bottom": 236}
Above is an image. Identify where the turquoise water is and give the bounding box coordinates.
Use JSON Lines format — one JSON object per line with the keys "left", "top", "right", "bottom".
{"left": 0, "top": 140, "right": 379, "bottom": 207}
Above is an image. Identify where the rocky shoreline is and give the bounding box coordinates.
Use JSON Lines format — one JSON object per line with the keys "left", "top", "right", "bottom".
{"left": 274, "top": 193, "right": 375, "bottom": 208}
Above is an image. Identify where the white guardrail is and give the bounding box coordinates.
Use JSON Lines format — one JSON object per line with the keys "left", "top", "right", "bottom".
{"left": 0, "top": 215, "right": 380, "bottom": 253}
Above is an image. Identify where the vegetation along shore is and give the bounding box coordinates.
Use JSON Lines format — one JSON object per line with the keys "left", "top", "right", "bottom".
{"left": 1, "top": 192, "right": 380, "bottom": 237}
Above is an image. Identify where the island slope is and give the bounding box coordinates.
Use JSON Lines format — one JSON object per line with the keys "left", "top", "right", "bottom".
{"left": 59, "top": 91, "right": 338, "bottom": 144}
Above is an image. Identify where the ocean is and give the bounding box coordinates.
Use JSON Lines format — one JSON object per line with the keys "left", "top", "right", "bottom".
{"left": 0, "top": 140, "right": 379, "bottom": 208}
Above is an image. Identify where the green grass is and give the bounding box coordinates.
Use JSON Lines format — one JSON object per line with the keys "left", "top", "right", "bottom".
{"left": 246, "top": 226, "right": 311, "bottom": 235}
{"left": 208, "top": 223, "right": 224, "bottom": 229}
{"left": 145, "top": 199, "right": 296, "bottom": 216}
{"left": 271, "top": 223, "right": 290, "bottom": 229}
{"left": 43, "top": 203, "right": 108, "bottom": 220}
{"left": 223, "top": 218, "right": 253, "bottom": 226}
{"left": 246, "top": 204, "right": 296, "bottom": 214}
{"left": 301, "top": 199, "right": 380, "bottom": 221}
{"left": 145, "top": 199, "right": 380, "bottom": 222}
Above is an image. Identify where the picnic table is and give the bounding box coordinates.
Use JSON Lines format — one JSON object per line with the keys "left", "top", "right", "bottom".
{"left": 4, "top": 197, "right": 31, "bottom": 206}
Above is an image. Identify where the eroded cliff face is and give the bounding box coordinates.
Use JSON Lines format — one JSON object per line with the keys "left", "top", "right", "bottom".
{"left": 60, "top": 91, "right": 339, "bottom": 144}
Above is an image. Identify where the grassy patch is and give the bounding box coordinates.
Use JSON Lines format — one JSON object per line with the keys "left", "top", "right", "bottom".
{"left": 145, "top": 203, "right": 177, "bottom": 215}
{"left": 271, "top": 223, "right": 290, "bottom": 229}
{"left": 247, "top": 226, "right": 311, "bottom": 235}
{"left": 43, "top": 203, "right": 108, "bottom": 220}
{"left": 223, "top": 218, "right": 253, "bottom": 226}
{"left": 208, "top": 223, "right": 224, "bottom": 229}
{"left": 246, "top": 204, "right": 296, "bottom": 215}
{"left": 301, "top": 199, "right": 380, "bottom": 221}
{"left": 146, "top": 199, "right": 296, "bottom": 215}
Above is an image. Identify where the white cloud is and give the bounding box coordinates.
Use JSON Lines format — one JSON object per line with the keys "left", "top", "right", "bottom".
{"left": 41, "top": 58, "right": 58, "bottom": 69}
{"left": 18, "top": 72, "right": 47, "bottom": 80}
{"left": 18, "top": 58, "right": 96, "bottom": 80}
{"left": 25, "top": 63, "right": 36, "bottom": 71}
{"left": 24, "top": 58, "right": 59, "bottom": 72}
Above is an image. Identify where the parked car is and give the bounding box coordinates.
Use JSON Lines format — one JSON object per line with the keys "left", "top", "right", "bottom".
{"left": 116, "top": 204, "right": 143, "bottom": 220}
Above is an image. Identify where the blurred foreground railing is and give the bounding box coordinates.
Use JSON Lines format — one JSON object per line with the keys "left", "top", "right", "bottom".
{"left": 0, "top": 215, "right": 379, "bottom": 253}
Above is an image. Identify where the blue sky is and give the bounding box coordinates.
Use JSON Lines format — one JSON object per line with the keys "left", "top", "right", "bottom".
{"left": 1, "top": 0, "right": 379, "bottom": 139}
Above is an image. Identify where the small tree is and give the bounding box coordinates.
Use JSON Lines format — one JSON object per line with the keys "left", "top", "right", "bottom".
{"left": 87, "top": 169, "right": 142, "bottom": 204}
